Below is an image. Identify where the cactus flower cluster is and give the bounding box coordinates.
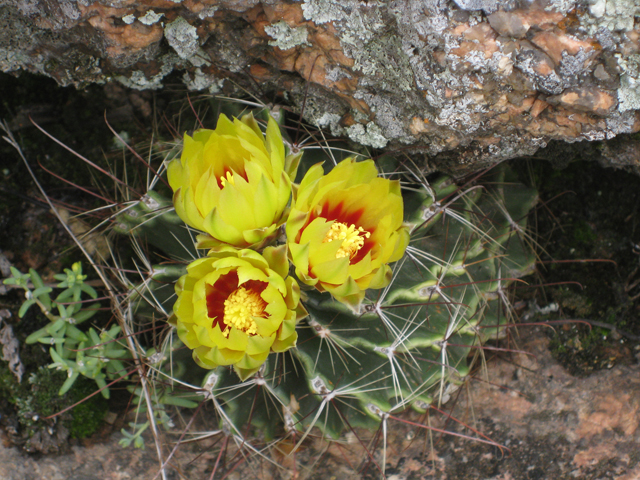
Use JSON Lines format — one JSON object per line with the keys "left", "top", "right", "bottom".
{"left": 114, "top": 103, "right": 537, "bottom": 447}
{"left": 166, "top": 113, "right": 409, "bottom": 379}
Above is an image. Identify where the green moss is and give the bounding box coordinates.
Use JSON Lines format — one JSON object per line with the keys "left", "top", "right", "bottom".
{"left": 68, "top": 379, "right": 108, "bottom": 439}
{"left": 0, "top": 363, "right": 108, "bottom": 447}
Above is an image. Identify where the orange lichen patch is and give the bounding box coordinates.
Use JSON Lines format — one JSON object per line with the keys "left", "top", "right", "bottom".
{"left": 293, "top": 51, "right": 358, "bottom": 93}
{"left": 249, "top": 1, "right": 356, "bottom": 98}
{"left": 449, "top": 23, "right": 499, "bottom": 58}
{"left": 182, "top": 0, "right": 220, "bottom": 18}
{"left": 575, "top": 394, "right": 639, "bottom": 439}
{"left": 249, "top": 63, "right": 276, "bottom": 82}
{"left": 251, "top": 2, "right": 353, "bottom": 68}
{"left": 450, "top": 40, "right": 498, "bottom": 59}
{"left": 248, "top": 9, "right": 273, "bottom": 37}
{"left": 311, "top": 24, "right": 354, "bottom": 67}
{"left": 463, "top": 23, "right": 496, "bottom": 42}
{"left": 530, "top": 98, "right": 550, "bottom": 118}
{"left": 531, "top": 30, "right": 595, "bottom": 65}
{"left": 520, "top": 8, "right": 565, "bottom": 30}
{"left": 262, "top": 2, "right": 305, "bottom": 24}
{"left": 86, "top": 15, "right": 163, "bottom": 56}
{"left": 450, "top": 23, "right": 499, "bottom": 59}
{"left": 77, "top": 2, "right": 125, "bottom": 20}
{"left": 493, "top": 97, "right": 539, "bottom": 126}
{"left": 451, "top": 23, "right": 469, "bottom": 36}
{"left": 528, "top": 111, "right": 588, "bottom": 137}
{"left": 267, "top": 46, "right": 298, "bottom": 71}
{"left": 554, "top": 111, "right": 582, "bottom": 128}
{"left": 557, "top": 10, "right": 582, "bottom": 30}
{"left": 547, "top": 87, "right": 617, "bottom": 116}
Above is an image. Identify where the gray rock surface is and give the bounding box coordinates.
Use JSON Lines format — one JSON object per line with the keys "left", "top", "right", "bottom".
{"left": 2, "top": 0, "right": 640, "bottom": 174}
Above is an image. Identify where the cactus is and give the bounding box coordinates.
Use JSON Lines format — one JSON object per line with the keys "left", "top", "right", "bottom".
{"left": 114, "top": 104, "right": 537, "bottom": 455}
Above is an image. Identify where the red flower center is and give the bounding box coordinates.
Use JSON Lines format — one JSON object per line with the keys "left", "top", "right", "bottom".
{"left": 206, "top": 270, "right": 267, "bottom": 336}
{"left": 306, "top": 200, "right": 375, "bottom": 264}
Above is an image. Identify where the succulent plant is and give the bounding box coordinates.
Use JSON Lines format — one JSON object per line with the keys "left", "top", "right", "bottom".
{"left": 114, "top": 105, "right": 538, "bottom": 454}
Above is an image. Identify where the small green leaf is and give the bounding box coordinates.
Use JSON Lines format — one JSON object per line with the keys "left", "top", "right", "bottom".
{"left": 29, "top": 268, "right": 45, "bottom": 289}
{"left": 88, "top": 328, "right": 101, "bottom": 345}
{"left": 65, "top": 325, "right": 89, "bottom": 342}
{"left": 25, "top": 327, "right": 50, "bottom": 344}
{"left": 73, "top": 304, "right": 100, "bottom": 323}
{"left": 37, "top": 336, "right": 65, "bottom": 345}
{"left": 107, "top": 360, "right": 127, "bottom": 378}
{"left": 59, "top": 371, "right": 79, "bottom": 395}
{"left": 55, "top": 303, "right": 68, "bottom": 319}
{"left": 55, "top": 288, "right": 73, "bottom": 303}
{"left": 47, "top": 318, "right": 65, "bottom": 334}
{"left": 49, "top": 347, "right": 66, "bottom": 365}
{"left": 94, "top": 376, "right": 109, "bottom": 399}
{"left": 18, "top": 299, "right": 36, "bottom": 318}
{"left": 32, "top": 286, "right": 52, "bottom": 298}
{"left": 133, "top": 435, "right": 145, "bottom": 449}
{"left": 80, "top": 283, "right": 98, "bottom": 299}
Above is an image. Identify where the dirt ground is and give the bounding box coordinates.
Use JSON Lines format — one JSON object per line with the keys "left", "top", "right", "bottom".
{"left": 1, "top": 326, "right": 638, "bottom": 480}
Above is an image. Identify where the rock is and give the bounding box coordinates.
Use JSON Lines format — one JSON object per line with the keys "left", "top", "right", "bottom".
{"left": 488, "top": 11, "right": 529, "bottom": 38}
{"left": 2, "top": 0, "right": 640, "bottom": 174}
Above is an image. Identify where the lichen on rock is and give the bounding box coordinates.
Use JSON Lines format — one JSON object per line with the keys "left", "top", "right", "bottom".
{"left": 264, "top": 21, "right": 310, "bottom": 50}
{"left": 164, "top": 17, "right": 199, "bottom": 61}
{"left": 2, "top": 0, "right": 640, "bottom": 174}
{"left": 347, "top": 122, "right": 388, "bottom": 149}
{"left": 617, "top": 54, "right": 640, "bottom": 113}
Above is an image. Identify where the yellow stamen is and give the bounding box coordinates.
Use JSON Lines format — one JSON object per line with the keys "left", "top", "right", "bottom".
{"left": 220, "top": 170, "right": 235, "bottom": 187}
{"left": 323, "top": 222, "right": 371, "bottom": 259}
{"left": 222, "top": 287, "right": 263, "bottom": 337}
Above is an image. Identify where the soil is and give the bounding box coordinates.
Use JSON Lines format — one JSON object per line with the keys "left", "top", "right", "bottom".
{"left": 0, "top": 71, "right": 639, "bottom": 479}
{"left": 0, "top": 328, "right": 638, "bottom": 480}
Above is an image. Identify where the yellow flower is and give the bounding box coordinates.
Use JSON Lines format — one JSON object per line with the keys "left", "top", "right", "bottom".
{"left": 286, "top": 158, "right": 410, "bottom": 308}
{"left": 168, "top": 113, "right": 301, "bottom": 250}
{"left": 172, "top": 245, "right": 306, "bottom": 380}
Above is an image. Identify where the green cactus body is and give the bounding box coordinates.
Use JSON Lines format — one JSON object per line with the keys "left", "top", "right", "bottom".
{"left": 116, "top": 130, "right": 537, "bottom": 445}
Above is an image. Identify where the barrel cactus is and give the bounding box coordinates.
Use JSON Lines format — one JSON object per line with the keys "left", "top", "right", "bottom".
{"left": 112, "top": 102, "right": 537, "bottom": 472}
